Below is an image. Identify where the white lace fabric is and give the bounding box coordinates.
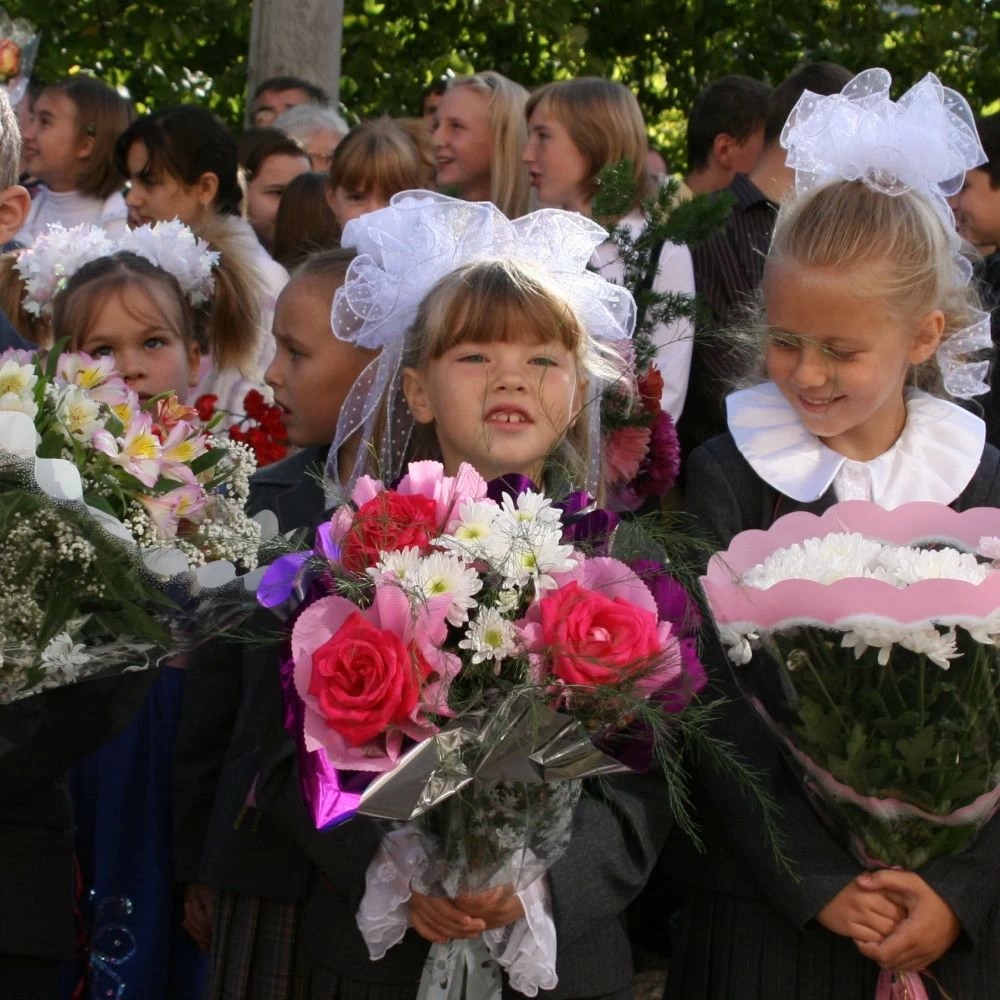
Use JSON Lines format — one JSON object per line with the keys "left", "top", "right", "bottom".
{"left": 779, "top": 68, "right": 991, "bottom": 399}
{"left": 357, "top": 827, "right": 558, "bottom": 998}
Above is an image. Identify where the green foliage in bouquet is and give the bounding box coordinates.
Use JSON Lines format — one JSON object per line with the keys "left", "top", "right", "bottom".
{"left": 762, "top": 625, "right": 1000, "bottom": 868}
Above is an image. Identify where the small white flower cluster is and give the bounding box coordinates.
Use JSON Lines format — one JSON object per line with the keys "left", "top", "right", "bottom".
{"left": 213, "top": 437, "right": 255, "bottom": 507}
{"left": 743, "top": 532, "right": 993, "bottom": 590}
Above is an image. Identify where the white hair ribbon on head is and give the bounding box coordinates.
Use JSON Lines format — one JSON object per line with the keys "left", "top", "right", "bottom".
{"left": 15, "top": 220, "right": 219, "bottom": 318}
{"left": 780, "top": 68, "right": 992, "bottom": 399}
{"left": 325, "top": 190, "right": 636, "bottom": 498}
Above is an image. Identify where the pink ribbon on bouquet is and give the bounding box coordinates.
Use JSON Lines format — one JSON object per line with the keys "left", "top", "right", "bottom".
{"left": 876, "top": 970, "right": 929, "bottom": 1000}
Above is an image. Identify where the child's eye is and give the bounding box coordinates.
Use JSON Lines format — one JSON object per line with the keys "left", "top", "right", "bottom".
{"left": 457, "top": 352, "right": 487, "bottom": 363}
{"left": 530, "top": 355, "right": 558, "bottom": 367}
{"left": 86, "top": 345, "right": 114, "bottom": 358}
{"left": 145, "top": 337, "right": 167, "bottom": 350}
{"left": 768, "top": 333, "right": 801, "bottom": 351}
{"left": 822, "top": 346, "right": 858, "bottom": 362}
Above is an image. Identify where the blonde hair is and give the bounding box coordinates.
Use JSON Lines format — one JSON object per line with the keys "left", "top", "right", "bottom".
{"left": 765, "top": 180, "right": 984, "bottom": 397}
{"left": 329, "top": 117, "right": 428, "bottom": 198}
{"left": 447, "top": 72, "right": 530, "bottom": 218}
{"left": 402, "top": 257, "right": 627, "bottom": 492}
{"left": 525, "top": 78, "right": 651, "bottom": 216}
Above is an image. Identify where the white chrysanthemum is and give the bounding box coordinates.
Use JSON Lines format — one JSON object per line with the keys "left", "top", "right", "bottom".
{"left": 494, "top": 588, "right": 521, "bottom": 614}
{"left": 898, "top": 626, "right": 961, "bottom": 670}
{"left": 437, "top": 499, "right": 501, "bottom": 559}
{"left": 40, "top": 632, "right": 92, "bottom": 680}
{"left": 953, "top": 612, "right": 1000, "bottom": 645}
{"left": 492, "top": 528, "right": 577, "bottom": 591}
{"left": 458, "top": 606, "right": 519, "bottom": 664}
{"left": 411, "top": 551, "right": 482, "bottom": 625}
{"left": 368, "top": 546, "right": 424, "bottom": 585}
{"left": 501, "top": 489, "right": 563, "bottom": 526}
{"left": 743, "top": 532, "right": 885, "bottom": 588}
{"left": 978, "top": 535, "right": 1000, "bottom": 561}
{"left": 54, "top": 385, "right": 102, "bottom": 440}
{"left": 875, "top": 544, "right": 991, "bottom": 587}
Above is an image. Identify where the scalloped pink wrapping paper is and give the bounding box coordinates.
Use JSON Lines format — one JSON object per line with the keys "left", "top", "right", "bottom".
{"left": 701, "top": 501, "right": 1000, "bottom": 629}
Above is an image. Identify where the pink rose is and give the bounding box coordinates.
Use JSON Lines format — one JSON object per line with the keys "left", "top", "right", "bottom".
{"left": 307, "top": 609, "right": 429, "bottom": 747}
{"left": 529, "top": 580, "right": 662, "bottom": 689}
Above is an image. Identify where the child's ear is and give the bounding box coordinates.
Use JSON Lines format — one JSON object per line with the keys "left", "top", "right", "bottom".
{"left": 0, "top": 184, "right": 30, "bottom": 243}
{"left": 194, "top": 171, "right": 220, "bottom": 209}
{"left": 402, "top": 366, "right": 435, "bottom": 424}
{"left": 909, "top": 309, "right": 945, "bottom": 365}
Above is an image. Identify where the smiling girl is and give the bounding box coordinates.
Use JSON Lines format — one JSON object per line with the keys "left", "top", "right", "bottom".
{"left": 14, "top": 76, "right": 134, "bottom": 247}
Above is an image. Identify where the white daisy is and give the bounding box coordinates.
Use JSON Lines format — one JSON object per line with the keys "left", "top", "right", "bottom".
{"left": 368, "top": 546, "right": 424, "bottom": 586}
{"left": 459, "top": 606, "right": 519, "bottom": 664}
{"left": 412, "top": 551, "right": 483, "bottom": 625}
{"left": 40, "top": 632, "right": 92, "bottom": 682}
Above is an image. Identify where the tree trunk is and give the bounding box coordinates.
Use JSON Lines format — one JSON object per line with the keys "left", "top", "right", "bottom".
{"left": 247, "top": 0, "right": 344, "bottom": 121}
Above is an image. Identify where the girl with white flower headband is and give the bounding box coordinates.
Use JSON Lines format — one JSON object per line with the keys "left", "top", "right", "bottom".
{"left": 36, "top": 223, "right": 222, "bottom": 998}
{"left": 666, "top": 70, "right": 1000, "bottom": 999}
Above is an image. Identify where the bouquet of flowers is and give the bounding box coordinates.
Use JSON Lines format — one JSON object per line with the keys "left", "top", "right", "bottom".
{"left": 194, "top": 388, "right": 289, "bottom": 468}
{"left": 701, "top": 501, "right": 1000, "bottom": 996}
{"left": 0, "top": 345, "right": 262, "bottom": 702}
{"left": 258, "top": 459, "right": 706, "bottom": 995}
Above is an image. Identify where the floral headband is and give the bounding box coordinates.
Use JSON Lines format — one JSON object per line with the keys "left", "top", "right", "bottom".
{"left": 326, "top": 190, "right": 637, "bottom": 496}
{"left": 16, "top": 219, "right": 220, "bottom": 318}
{"left": 780, "top": 68, "right": 991, "bottom": 399}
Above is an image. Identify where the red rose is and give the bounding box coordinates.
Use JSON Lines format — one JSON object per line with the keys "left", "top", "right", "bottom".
{"left": 341, "top": 491, "right": 439, "bottom": 572}
{"left": 636, "top": 368, "right": 664, "bottom": 417}
{"left": 194, "top": 393, "right": 218, "bottom": 421}
{"left": 308, "top": 610, "right": 429, "bottom": 746}
{"left": 535, "top": 580, "right": 661, "bottom": 688}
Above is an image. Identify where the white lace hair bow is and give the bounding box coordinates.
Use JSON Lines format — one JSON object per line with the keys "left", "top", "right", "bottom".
{"left": 780, "top": 68, "right": 991, "bottom": 399}
{"left": 326, "top": 190, "right": 636, "bottom": 495}
{"left": 16, "top": 219, "right": 219, "bottom": 318}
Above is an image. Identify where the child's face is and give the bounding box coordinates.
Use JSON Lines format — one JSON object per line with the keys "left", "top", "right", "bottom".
{"left": 764, "top": 262, "right": 942, "bottom": 462}
{"left": 246, "top": 151, "right": 310, "bottom": 248}
{"left": 21, "top": 90, "right": 90, "bottom": 192}
{"left": 76, "top": 285, "right": 200, "bottom": 404}
{"left": 265, "top": 276, "right": 376, "bottom": 448}
{"left": 327, "top": 184, "right": 390, "bottom": 231}
{"left": 402, "top": 332, "right": 585, "bottom": 482}
{"left": 956, "top": 168, "right": 1000, "bottom": 248}
{"left": 123, "top": 140, "right": 211, "bottom": 228}
{"left": 523, "top": 106, "right": 591, "bottom": 214}
{"left": 432, "top": 87, "right": 494, "bottom": 201}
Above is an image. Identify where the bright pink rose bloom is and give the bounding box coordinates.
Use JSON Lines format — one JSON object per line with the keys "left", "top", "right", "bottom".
{"left": 530, "top": 580, "right": 663, "bottom": 689}
{"left": 308, "top": 609, "right": 429, "bottom": 747}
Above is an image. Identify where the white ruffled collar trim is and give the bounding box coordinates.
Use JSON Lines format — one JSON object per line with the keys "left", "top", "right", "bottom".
{"left": 726, "top": 382, "right": 985, "bottom": 506}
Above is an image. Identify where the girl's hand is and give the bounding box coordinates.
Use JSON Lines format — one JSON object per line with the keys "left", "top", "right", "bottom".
{"left": 816, "top": 880, "right": 905, "bottom": 943}
{"left": 181, "top": 883, "right": 217, "bottom": 952}
{"left": 853, "top": 871, "right": 961, "bottom": 972}
{"left": 410, "top": 891, "right": 486, "bottom": 943}
{"left": 453, "top": 885, "right": 525, "bottom": 930}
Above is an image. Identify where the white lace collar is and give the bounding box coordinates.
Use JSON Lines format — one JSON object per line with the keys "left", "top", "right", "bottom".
{"left": 726, "top": 382, "right": 985, "bottom": 506}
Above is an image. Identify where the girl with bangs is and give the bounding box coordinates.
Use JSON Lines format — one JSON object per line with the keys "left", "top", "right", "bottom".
{"left": 326, "top": 117, "right": 431, "bottom": 235}
{"left": 523, "top": 77, "right": 696, "bottom": 422}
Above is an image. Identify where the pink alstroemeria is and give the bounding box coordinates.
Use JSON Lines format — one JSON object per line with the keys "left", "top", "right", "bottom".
{"left": 140, "top": 481, "right": 209, "bottom": 538}
{"left": 55, "top": 352, "right": 133, "bottom": 407}
{"left": 158, "top": 419, "right": 209, "bottom": 474}
{"left": 152, "top": 395, "right": 200, "bottom": 431}
{"left": 93, "top": 410, "right": 163, "bottom": 488}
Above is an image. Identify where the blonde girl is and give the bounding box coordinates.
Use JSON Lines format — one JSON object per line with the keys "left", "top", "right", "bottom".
{"left": 326, "top": 116, "right": 430, "bottom": 232}
{"left": 14, "top": 76, "right": 134, "bottom": 246}
{"left": 668, "top": 70, "right": 1000, "bottom": 1000}
{"left": 523, "top": 77, "right": 696, "bottom": 420}
{"left": 432, "top": 71, "right": 530, "bottom": 218}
